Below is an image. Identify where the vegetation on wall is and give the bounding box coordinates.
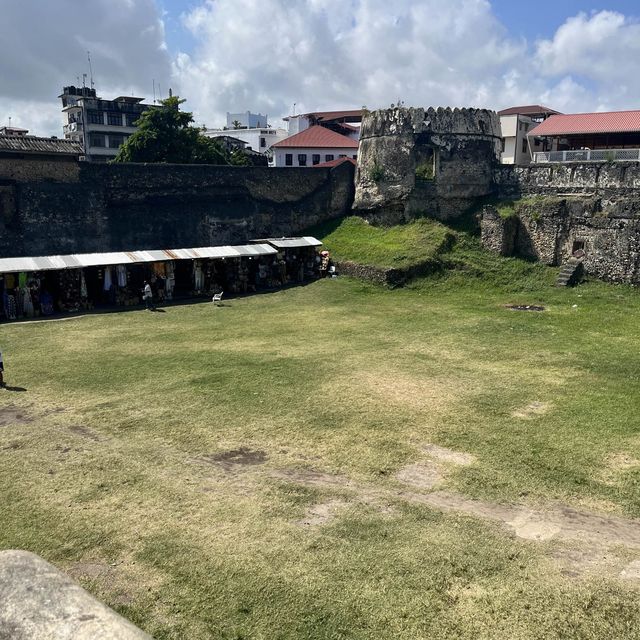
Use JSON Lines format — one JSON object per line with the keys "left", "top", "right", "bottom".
{"left": 368, "top": 161, "right": 385, "bottom": 182}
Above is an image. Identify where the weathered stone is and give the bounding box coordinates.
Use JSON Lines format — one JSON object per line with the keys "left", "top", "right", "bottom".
{"left": 354, "top": 106, "right": 501, "bottom": 222}
{"left": 0, "top": 550, "right": 151, "bottom": 639}
{"left": 0, "top": 160, "right": 355, "bottom": 258}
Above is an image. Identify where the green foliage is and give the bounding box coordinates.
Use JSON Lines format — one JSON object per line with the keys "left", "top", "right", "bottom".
{"left": 604, "top": 150, "right": 616, "bottom": 164}
{"left": 114, "top": 96, "right": 231, "bottom": 165}
{"left": 368, "top": 162, "right": 385, "bottom": 182}
{"left": 229, "top": 148, "right": 250, "bottom": 166}
{"left": 415, "top": 161, "right": 434, "bottom": 180}
{"left": 311, "top": 216, "right": 452, "bottom": 269}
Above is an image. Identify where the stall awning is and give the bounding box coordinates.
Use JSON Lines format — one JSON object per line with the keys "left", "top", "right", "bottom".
{"left": 256, "top": 236, "right": 323, "bottom": 249}
{"left": 0, "top": 243, "right": 278, "bottom": 274}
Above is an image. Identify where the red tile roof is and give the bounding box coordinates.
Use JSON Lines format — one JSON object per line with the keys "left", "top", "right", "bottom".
{"left": 272, "top": 125, "right": 359, "bottom": 149}
{"left": 312, "top": 157, "right": 357, "bottom": 168}
{"left": 529, "top": 110, "right": 640, "bottom": 137}
{"left": 283, "top": 109, "right": 363, "bottom": 122}
{"left": 498, "top": 105, "right": 561, "bottom": 117}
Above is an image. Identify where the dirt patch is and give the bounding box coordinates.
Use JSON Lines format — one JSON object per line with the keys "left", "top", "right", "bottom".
{"left": 297, "top": 499, "right": 350, "bottom": 527}
{"left": 506, "top": 304, "right": 545, "bottom": 312}
{"left": 279, "top": 467, "right": 640, "bottom": 556}
{"left": 68, "top": 425, "right": 102, "bottom": 441}
{"left": 396, "top": 462, "right": 444, "bottom": 490}
{"left": 620, "top": 559, "right": 640, "bottom": 580}
{"left": 0, "top": 406, "right": 32, "bottom": 427}
{"left": 343, "top": 370, "right": 457, "bottom": 413}
{"left": 67, "top": 561, "right": 114, "bottom": 581}
{"left": 421, "top": 444, "right": 476, "bottom": 466}
{"left": 512, "top": 401, "right": 551, "bottom": 419}
{"left": 199, "top": 447, "right": 268, "bottom": 470}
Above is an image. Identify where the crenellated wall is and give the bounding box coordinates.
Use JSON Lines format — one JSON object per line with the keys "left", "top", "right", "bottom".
{"left": 354, "top": 106, "right": 502, "bottom": 223}
{"left": 0, "top": 160, "right": 355, "bottom": 258}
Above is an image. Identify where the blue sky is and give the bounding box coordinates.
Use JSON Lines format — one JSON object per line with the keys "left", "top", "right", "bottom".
{"left": 2, "top": 0, "right": 640, "bottom": 135}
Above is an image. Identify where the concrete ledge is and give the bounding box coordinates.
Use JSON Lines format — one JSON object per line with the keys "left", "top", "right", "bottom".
{"left": 0, "top": 550, "right": 151, "bottom": 639}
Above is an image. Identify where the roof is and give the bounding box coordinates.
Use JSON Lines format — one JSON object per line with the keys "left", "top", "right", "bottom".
{"left": 313, "top": 157, "right": 357, "bottom": 168}
{"left": 0, "top": 135, "right": 83, "bottom": 156}
{"left": 528, "top": 110, "right": 640, "bottom": 137}
{"left": 272, "top": 125, "right": 358, "bottom": 149}
{"left": 0, "top": 244, "right": 278, "bottom": 274}
{"left": 284, "top": 109, "right": 363, "bottom": 122}
{"left": 252, "top": 237, "right": 323, "bottom": 249}
{"left": 498, "top": 105, "right": 561, "bottom": 117}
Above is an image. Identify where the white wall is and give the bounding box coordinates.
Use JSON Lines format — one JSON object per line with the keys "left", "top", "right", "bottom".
{"left": 205, "top": 128, "right": 288, "bottom": 152}
{"left": 272, "top": 147, "right": 357, "bottom": 167}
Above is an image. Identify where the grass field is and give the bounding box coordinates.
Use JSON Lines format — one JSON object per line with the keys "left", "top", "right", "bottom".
{"left": 2, "top": 236, "right": 640, "bottom": 638}
{"left": 312, "top": 216, "right": 453, "bottom": 268}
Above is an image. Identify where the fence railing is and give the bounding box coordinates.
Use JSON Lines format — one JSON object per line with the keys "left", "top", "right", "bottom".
{"left": 532, "top": 149, "right": 640, "bottom": 163}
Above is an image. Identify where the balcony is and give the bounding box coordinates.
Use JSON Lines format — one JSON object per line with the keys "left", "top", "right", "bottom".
{"left": 532, "top": 148, "right": 640, "bottom": 163}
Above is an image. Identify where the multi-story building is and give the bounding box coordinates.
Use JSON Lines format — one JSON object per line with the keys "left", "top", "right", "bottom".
{"left": 59, "top": 85, "right": 153, "bottom": 161}
{"left": 226, "top": 111, "right": 268, "bottom": 129}
{"left": 498, "top": 105, "right": 560, "bottom": 164}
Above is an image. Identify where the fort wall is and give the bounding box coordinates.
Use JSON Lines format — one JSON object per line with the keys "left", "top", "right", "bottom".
{"left": 0, "top": 160, "right": 355, "bottom": 258}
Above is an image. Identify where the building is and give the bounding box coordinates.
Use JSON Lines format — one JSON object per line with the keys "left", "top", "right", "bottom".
{"left": 271, "top": 125, "right": 358, "bottom": 167}
{"left": 226, "top": 111, "right": 268, "bottom": 129}
{"left": 284, "top": 109, "right": 362, "bottom": 140}
{"left": 0, "top": 127, "right": 83, "bottom": 161}
{"left": 204, "top": 125, "right": 288, "bottom": 156}
{"left": 59, "top": 85, "right": 153, "bottom": 161}
{"left": 498, "top": 105, "right": 560, "bottom": 165}
{"left": 528, "top": 110, "right": 640, "bottom": 163}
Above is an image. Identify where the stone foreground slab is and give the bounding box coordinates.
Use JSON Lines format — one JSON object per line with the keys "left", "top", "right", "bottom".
{"left": 0, "top": 550, "right": 152, "bottom": 639}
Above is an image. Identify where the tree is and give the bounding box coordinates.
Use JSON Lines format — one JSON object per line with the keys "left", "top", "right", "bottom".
{"left": 114, "top": 96, "right": 232, "bottom": 165}
{"left": 232, "top": 119, "right": 242, "bottom": 130}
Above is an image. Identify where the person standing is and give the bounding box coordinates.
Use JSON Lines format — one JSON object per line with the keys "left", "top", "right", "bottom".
{"left": 142, "top": 281, "right": 154, "bottom": 311}
{"left": 0, "top": 350, "right": 5, "bottom": 388}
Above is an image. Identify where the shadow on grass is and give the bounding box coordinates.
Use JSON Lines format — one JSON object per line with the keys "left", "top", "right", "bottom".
{"left": 3, "top": 386, "right": 27, "bottom": 392}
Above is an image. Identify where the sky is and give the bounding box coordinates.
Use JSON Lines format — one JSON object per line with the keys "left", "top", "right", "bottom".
{"left": 2, "top": 0, "right": 640, "bottom": 136}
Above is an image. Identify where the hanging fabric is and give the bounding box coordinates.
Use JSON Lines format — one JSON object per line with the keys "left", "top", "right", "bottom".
{"left": 103, "top": 266, "right": 113, "bottom": 291}
{"left": 116, "top": 265, "right": 127, "bottom": 287}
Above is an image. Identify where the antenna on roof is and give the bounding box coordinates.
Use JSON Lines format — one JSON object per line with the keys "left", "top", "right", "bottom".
{"left": 82, "top": 73, "right": 87, "bottom": 89}
{"left": 8, "top": 116, "right": 11, "bottom": 127}
{"left": 87, "top": 51, "right": 95, "bottom": 89}
{"left": 293, "top": 102, "right": 296, "bottom": 116}
{"left": 152, "top": 79, "right": 156, "bottom": 104}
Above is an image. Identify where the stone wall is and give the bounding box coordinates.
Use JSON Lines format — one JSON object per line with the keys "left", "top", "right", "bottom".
{"left": 496, "top": 161, "right": 640, "bottom": 199}
{"left": 0, "top": 159, "right": 355, "bottom": 258}
{"left": 480, "top": 197, "right": 640, "bottom": 284}
{"left": 354, "top": 106, "right": 501, "bottom": 222}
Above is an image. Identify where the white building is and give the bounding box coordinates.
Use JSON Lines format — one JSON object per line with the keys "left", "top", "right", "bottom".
{"left": 204, "top": 126, "right": 288, "bottom": 155}
{"left": 226, "top": 111, "right": 268, "bottom": 129}
{"left": 498, "top": 105, "right": 560, "bottom": 165}
{"left": 271, "top": 125, "right": 358, "bottom": 167}
{"left": 59, "top": 85, "right": 153, "bottom": 161}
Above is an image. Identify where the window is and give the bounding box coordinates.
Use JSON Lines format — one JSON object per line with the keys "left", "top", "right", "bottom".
{"left": 285, "top": 153, "right": 293, "bottom": 166}
{"left": 260, "top": 137, "right": 266, "bottom": 148}
{"left": 126, "top": 114, "right": 139, "bottom": 127}
{"left": 87, "top": 110, "right": 103, "bottom": 125}
{"left": 107, "top": 112, "right": 122, "bottom": 126}
{"left": 325, "top": 154, "right": 334, "bottom": 162}
{"left": 338, "top": 154, "right": 346, "bottom": 158}
{"left": 298, "top": 154, "right": 307, "bottom": 166}
{"left": 109, "top": 135, "right": 125, "bottom": 148}
{"left": 352, "top": 155, "right": 357, "bottom": 160}
{"left": 312, "top": 154, "right": 320, "bottom": 165}
{"left": 89, "top": 133, "right": 106, "bottom": 148}
{"left": 522, "top": 137, "right": 528, "bottom": 153}
{"left": 501, "top": 138, "right": 505, "bottom": 152}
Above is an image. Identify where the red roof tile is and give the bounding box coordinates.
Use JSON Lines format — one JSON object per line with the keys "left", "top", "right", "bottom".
{"left": 272, "top": 125, "right": 359, "bottom": 149}
{"left": 312, "top": 157, "right": 357, "bottom": 168}
{"left": 498, "top": 105, "right": 561, "bottom": 117}
{"left": 529, "top": 111, "right": 640, "bottom": 137}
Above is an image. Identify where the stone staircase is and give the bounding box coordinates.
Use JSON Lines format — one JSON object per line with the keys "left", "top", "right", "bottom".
{"left": 556, "top": 256, "right": 584, "bottom": 287}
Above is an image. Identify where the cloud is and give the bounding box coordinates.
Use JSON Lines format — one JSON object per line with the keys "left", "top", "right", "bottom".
{"left": 0, "top": 0, "right": 171, "bottom": 135}
{"left": 172, "top": 0, "right": 526, "bottom": 128}
{"left": 534, "top": 11, "right": 640, "bottom": 111}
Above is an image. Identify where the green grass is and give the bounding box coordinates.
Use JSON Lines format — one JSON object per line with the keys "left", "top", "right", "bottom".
{"left": 2, "top": 233, "right": 640, "bottom": 638}
{"left": 312, "top": 216, "right": 452, "bottom": 269}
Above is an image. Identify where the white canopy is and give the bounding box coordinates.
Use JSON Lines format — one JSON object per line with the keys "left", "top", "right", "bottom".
{"left": 0, "top": 243, "right": 277, "bottom": 274}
